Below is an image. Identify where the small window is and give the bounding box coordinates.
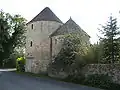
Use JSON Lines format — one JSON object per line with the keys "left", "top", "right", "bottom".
{"left": 30, "top": 41, "right": 32, "bottom": 47}
{"left": 31, "top": 24, "right": 33, "bottom": 29}
{"left": 55, "top": 39, "right": 57, "bottom": 44}
{"left": 27, "top": 53, "right": 29, "bottom": 55}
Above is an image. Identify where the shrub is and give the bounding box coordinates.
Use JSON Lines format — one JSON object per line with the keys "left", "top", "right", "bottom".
{"left": 50, "top": 34, "right": 89, "bottom": 76}
{"left": 63, "top": 73, "right": 120, "bottom": 90}
{"left": 3, "top": 58, "right": 16, "bottom": 68}
{"left": 63, "top": 73, "right": 85, "bottom": 84}
{"left": 16, "top": 57, "right": 25, "bottom": 72}
{"left": 83, "top": 43, "right": 103, "bottom": 64}
{"left": 83, "top": 74, "right": 113, "bottom": 89}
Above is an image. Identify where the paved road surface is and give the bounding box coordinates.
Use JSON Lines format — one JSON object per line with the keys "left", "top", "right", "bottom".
{"left": 0, "top": 71, "right": 102, "bottom": 90}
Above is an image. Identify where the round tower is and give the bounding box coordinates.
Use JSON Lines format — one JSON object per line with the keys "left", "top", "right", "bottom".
{"left": 25, "top": 7, "right": 63, "bottom": 73}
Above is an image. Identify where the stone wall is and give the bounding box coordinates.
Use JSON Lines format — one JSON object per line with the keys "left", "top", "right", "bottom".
{"left": 82, "top": 64, "right": 120, "bottom": 84}
{"left": 48, "top": 64, "right": 120, "bottom": 84}
{"left": 51, "top": 35, "right": 63, "bottom": 58}
{"left": 31, "top": 59, "right": 50, "bottom": 74}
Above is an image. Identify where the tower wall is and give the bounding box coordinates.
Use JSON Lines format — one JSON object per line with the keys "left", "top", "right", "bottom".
{"left": 25, "top": 21, "right": 63, "bottom": 73}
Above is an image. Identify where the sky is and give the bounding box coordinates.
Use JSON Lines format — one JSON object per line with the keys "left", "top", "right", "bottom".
{"left": 0, "top": 0, "right": 120, "bottom": 44}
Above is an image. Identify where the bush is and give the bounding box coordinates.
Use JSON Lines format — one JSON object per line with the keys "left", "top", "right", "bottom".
{"left": 1, "top": 54, "right": 16, "bottom": 68}
{"left": 63, "top": 73, "right": 85, "bottom": 84}
{"left": 83, "top": 74, "right": 113, "bottom": 89}
{"left": 108, "top": 83, "right": 120, "bottom": 90}
{"left": 83, "top": 43, "right": 103, "bottom": 64}
{"left": 3, "top": 59, "right": 16, "bottom": 68}
{"left": 63, "top": 73, "right": 120, "bottom": 90}
{"left": 16, "top": 57, "right": 25, "bottom": 72}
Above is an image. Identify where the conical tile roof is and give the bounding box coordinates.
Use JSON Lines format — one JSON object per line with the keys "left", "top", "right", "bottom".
{"left": 27, "top": 7, "right": 63, "bottom": 24}
{"left": 50, "top": 18, "right": 90, "bottom": 37}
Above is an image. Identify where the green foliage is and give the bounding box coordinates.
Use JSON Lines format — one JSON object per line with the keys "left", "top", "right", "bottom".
{"left": 99, "top": 16, "right": 120, "bottom": 63}
{"left": 84, "top": 74, "right": 113, "bottom": 89}
{"left": 61, "top": 34, "right": 89, "bottom": 56}
{"left": 0, "top": 10, "right": 26, "bottom": 67}
{"left": 51, "top": 34, "right": 90, "bottom": 76}
{"left": 63, "top": 73, "right": 85, "bottom": 84}
{"left": 64, "top": 73, "right": 120, "bottom": 90}
{"left": 83, "top": 42, "right": 104, "bottom": 64}
{"left": 83, "top": 74, "right": 120, "bottom": 90}
{"left": 16, "top": 57, "right": 25, "bottom": 72}
{"left": 3, "top": 49, "right": 25, "bottom": 68}
{"left": 3, "top": 54, "right": 16, "bottom": 68}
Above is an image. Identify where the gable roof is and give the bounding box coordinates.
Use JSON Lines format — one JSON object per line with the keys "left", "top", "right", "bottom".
{"left": 27, "top": 7, "right": 63, "bottom": 24}
{"left": 50, "top": 18, "right": 90, "bottom": 37}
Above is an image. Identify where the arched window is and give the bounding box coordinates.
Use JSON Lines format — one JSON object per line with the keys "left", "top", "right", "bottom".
{"left": 30, "top": 41, "right": 32, "bottom": 47}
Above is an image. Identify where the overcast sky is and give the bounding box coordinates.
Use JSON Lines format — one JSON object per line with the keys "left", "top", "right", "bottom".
{"left": 0, "top": 0, "right": 120, "bottom": 44}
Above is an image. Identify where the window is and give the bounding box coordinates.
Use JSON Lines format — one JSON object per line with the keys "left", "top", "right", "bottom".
{"left": 31, "top": 24, "right": 33, "bottom": 29}
{"left": 30, "top": 41, "right": 32, "bottom": 47}
{"left": 27, "top": 53, "right": 29, "bottom": 56}
{"left": 55, "top": 39, "right": 57, "bottom": 44}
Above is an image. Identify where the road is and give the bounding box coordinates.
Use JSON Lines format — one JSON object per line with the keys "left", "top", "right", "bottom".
{"left": 0, "top": 71, "right": 102, "bottom": 90}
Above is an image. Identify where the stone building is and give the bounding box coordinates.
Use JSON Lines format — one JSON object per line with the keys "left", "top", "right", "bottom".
{"left": 25, "top": 7, "right": 90, "bottom": 74}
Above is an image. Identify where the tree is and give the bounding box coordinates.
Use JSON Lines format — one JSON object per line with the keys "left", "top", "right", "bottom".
{"left": 99, "top": 15, "right": 120, "bottom": 64}
{"left": 0, "top": 11, "right": 26, "bottom": 67}
{"left": 50, "top": 33, "right": 90, "bottom": 76}
{"left": 83, "top": 43, "right": 103, "bottom": 64}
